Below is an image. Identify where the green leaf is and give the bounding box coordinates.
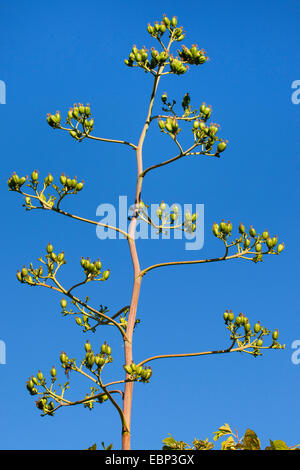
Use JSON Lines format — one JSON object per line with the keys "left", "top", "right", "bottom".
{"left": 242, "top": 429, "right": 261, "bottom": 450}
{"left": 86, "top": 443, "right": 97, "bottom": 450}
{"left": 162, "top": 434, "right": 187, "bottom": 450}
{"left": 221, "top": 436, "right": 237, "bottom": 450}
{"left": 101, "top": 441, "right": 113, "bottom": 450}
{"left": 269, "top": 439, "right": 289, "bottom": 450}
{"left": 192, "top": 438, "right": 214, "bottom": 450}
{"left": 213, "top": 423, "right": 232, "bottom": 442}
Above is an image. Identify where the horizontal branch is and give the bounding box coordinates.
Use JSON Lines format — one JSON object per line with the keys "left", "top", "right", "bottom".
{"left": 58, "top": 125, "right": 137, "bottom": 150}
{"left": 140, "top": 250, "right": 248, "bottom": 278}
{"left": 136, "top": 343, "right": 256, "bottom": 368}
{"left": 86, "top": 133, "right": 137, "bottom": 150}
{"left": 52, "top": 207, "right": 131, "bottom": 240}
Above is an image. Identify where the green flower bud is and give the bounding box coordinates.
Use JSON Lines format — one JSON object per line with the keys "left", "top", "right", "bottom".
{"left": 170, "top": 16, "right": 177, "bottom": 28}
{"left": 85, "top": 341, "right": 92, "bottom": 353}
{"left": 57, "top": 252, "right": 65, "bottom": 263}
{"left": 31, "top": 170, "right": 39, "bottom": 182}
{"left": 55, "top": 111, "right": 61, "bottom": 123}
{"left": 124, "top": 364, "right": 132, "bottom": 374}
{"left": 223, "top": 311, "right": 229, "bottom": 321}
{"left": 135, "top": 52, "right": 142, "bottom": 63}
{"left": 249, "top": 226, "right": 256, "bottom": 237}
{"left": 45, "top": 173, "right": 53, "bottom": 186}
{"left": 47, "top": 243, "right": 53, "bottom": 254}
{"left": 60, "top": 174, "right": 67, "bottom": 185}
{"left": 162, "top": 16, "right": 170, "bottom": 27}
{"left": 76, "top": 181, "right": 84, "bottom": 191}
{"left": 170, "top": 212, "right": 177, "bottom": 223}
{"left": 147, "top": 24, "right": 154, "bottom": 34}
{"left": 239, "top": 223, "right": 245, "bottom": 234}
{"left": 60, "top": 299, "right": 67, "bottom": 309}
{"left": 60, "top": 352, "right": 68, "bottom": 364}
{"left": 87, "top": 118, "right": 94, "bottom": 130}
{"left": 156, "top": 208, "right": 162, "bottom": 218}
{"left": 95, "top": 260, "right": 102, "bottom": 271}
{"left": 262, "top": 230, "right": 269, "bottom": 240}
{"left": 272, "top": 329, "right": 279, "bottom": 340}
{"left": 165, "top": 118, "right": 173, "bottom": 132}
{"left": 254, "top": 323, "right": 261, "bottom": 334}
{"left": 21, "top": 267, "right": 28, "bottom": 277}
{"left": 161, "top": 93, "right": 167, "bottom": 103}
{"left": 50, "top": 366, "right": 57, "bottom": 377}
{"left": 160, "top": 201, "right": 166, "bottom": 211}
{"left": 228, "top": 312, "right": 234, "bottom": 322}
{"left": 160, "top": 23, "right": 166, "bottom": 34}
{"left": 32, "top": 376, "right": 38, "bottom": 385}
{"left": 37, "top": 371, "right": 43, "bottom": 381}
{"left": 277, "top": 243, "right": 284, "bottom": 253}
{"left": 102, "top": 270, "right": 110, "bottom": 281}
{"left": 158, "top": 120, "right": 165, "bottom": 130}
{"left": 212, "top": 222, "right": 219, "bottom": 236}
{"left": 26, "top": 380, "right": 34, "bottom": 392}
{"left": 95, "top": 354, "right": 106, "bottom": 367}
{"left": 220, "top": 220, "right": 226, "bottom": 232}
{"left": 86, "top": 352, "right": 95, "bottom": 368}
{"left": 256, "top": 339, "right": 263, "bottom": 347}
{"left": 9, "top": 174, "right": 19, "bottom": 186}
{"left": 72, "top": 105, "right": 79, "bottom": 119}
{"left": 50, "top": 252, "right": 57, "bottom": 262}
{"left": 216, "top": 141, "right": 226, "bottom": 153}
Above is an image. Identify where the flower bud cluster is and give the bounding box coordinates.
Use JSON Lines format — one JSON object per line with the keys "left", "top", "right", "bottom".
{"left": 123, "top": 362, "right": 152, "bottom": 382}
{"left": 223, "top": 309, "right": 285, "bottom": 356}
{"left": 212, "top": 220, "right": 285, "bottom": 263}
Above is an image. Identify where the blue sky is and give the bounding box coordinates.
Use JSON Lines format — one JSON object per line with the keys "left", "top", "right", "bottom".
{"left": 1, "top": 0, "right": 300, "bottom": 450}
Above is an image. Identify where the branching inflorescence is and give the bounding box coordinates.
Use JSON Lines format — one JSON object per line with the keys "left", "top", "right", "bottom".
{"left": 8, "top": 14, "right": 285, "bottom": 450}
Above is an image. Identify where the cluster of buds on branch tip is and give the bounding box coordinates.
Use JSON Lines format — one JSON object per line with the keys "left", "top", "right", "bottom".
{"left": 7, "top": 170, "right": 84, "bottom": 211}
{"left": 47, "top": 103, "right": 93, "bottom": 142}
{"left": 136, "top": 200, "right": 197, "bottom": 234}
{"left": 156, "top": 93, "right": 228, "bottom": 158}
{"left": 124, "top": 14, "right": 207, "bottom": 76}
{"left": 26, "top": 339, "right": 117, "bottom": 416}
{"left": 223, "top": 309, "right": 285, "bottom": 357}
{"left": 83, "top": 340, "right": 113, "bottom": 371}
{"left": 16, "top": 243, "right": 66, "bottom": 285}
{"left": 212, "top": 220, "right": 284, "bottom": 263}
{"left": 80, "top": 257, "right": 110, "bottom": 281}
{"left": 147, "top": 15, "right": 184, "bottom": 41}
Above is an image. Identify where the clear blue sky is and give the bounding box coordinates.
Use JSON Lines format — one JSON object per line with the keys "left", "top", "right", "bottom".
{"left": 1, "top": 0, "right": 300, "bottom": 450}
